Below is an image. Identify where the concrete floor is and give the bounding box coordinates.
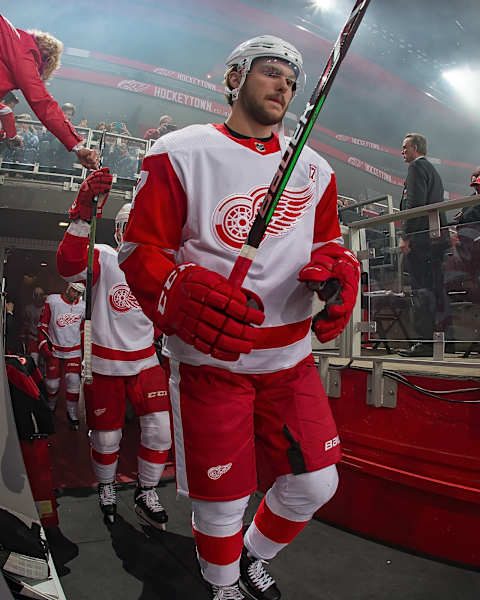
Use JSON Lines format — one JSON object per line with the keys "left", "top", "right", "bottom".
{"left": 45, "top": 480, "right": 480, "bottom": 600}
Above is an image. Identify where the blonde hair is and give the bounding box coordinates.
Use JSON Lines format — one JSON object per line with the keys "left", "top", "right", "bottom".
{"left": 29, "top": 30, "right": 63, "bottom": 81}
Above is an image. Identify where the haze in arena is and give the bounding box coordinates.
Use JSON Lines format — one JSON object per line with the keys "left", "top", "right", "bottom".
{"left": 1, "top": 2, "right": 479, "bottom": 600}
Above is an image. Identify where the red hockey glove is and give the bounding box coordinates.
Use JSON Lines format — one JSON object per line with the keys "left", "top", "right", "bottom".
{"left": 38, "top": 339, "right": 54, "bottom": 360}
{"left": 298, "top": 243, "right": 360, "bottom": 343}
{"left": 69, "top": 167, "right": 113, "bottom": 221}
{"left": 158, "top": 263, "right": 265, "bottom": 361}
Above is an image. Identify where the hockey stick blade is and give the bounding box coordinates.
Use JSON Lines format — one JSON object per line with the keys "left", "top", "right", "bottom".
{"left": 228, "top": 0, "right": 370, "bottom": 288}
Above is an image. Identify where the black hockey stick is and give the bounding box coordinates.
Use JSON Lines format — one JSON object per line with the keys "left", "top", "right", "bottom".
{"left": 83, "top": 132, "right": 106, "bottom": 385}
{"left": 228, "top": 0, "right": 370, "bottom": 288}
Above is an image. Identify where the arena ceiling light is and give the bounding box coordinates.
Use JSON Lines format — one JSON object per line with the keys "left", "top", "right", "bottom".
{"left": 309, "top": 0, "right": 336, "bottom": 12}
{"left": 442, "top": 66, "right": 472, "bottom": 89}
{"left": 58, "top": 221, "right": 69, "bottom": 227}
{"left": 442, "top": 66, "right": 480, "bottom": 110}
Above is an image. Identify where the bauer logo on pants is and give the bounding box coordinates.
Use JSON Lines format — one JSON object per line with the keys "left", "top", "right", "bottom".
{"left": 207, "top": 463, "right": 232, "bottom": 480}
{"left": 324, "top": 435, "right": 340, "bottom": 451}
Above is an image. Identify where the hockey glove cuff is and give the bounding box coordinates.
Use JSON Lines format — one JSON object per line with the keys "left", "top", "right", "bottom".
{"left": 157, "top": 263, "right": 265, "bottom": 361}
{"left": 298, "top": 243, "right": 360, "bottom": 343}
{"left": 38, "top": 339, "right": 54, "bottom": 360}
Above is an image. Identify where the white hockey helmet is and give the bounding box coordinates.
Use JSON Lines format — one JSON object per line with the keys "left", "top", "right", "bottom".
{"left": 225, "top": 35, "right": 305, "bottom": 101}
{"left": 115, "top": 202, "right": 132, "bottom": 245}
{"left": 68, "top": 282, "right": 85, "bottom": 293}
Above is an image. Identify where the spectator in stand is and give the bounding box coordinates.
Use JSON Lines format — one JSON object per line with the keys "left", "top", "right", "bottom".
{"left": 95, "top": 122, "right": 109, "bottom": 132}
{"left": 46, "top": 102, "right": 78, "bottom": 170}
{"left": 447, "top": 167, "right": 480, "bottom": 300}
{"left": 115, "top": 143, "right": 137, "bottom": 179}
{"left": 0, "top": 90, "right": 18, "bottom": 139}
{"left": 143, "top": 115, "right": 175, "bottom": 141}
{"left": 61, "top": 102, "right": 75, "bottom": 122}
{"left": 455, "top": 166, "right": 480, "bottom": 225}
{"left": 0, "top": 14, "right": 98, "bottom": 169}
{"left": 0, "top": 92, "right": 19, "bottom": 158}
{"left": 110, "top": 121, "right": 131, "bottom": 137}
{"left": 18, "top": 120, "right": 39, "bottom": 163}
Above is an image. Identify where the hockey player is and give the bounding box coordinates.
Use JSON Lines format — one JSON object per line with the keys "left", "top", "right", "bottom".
{"left": 56, "top": 169, "right": 171, "bottom": 528}
{"left": 118, "top": 35, "right": 360, "bottom": 599}
{"left": 38, "top": 282, "right": 85, "bottom": 430}
{"left": 0, "top": 14, "right": 98, "bottom": 169}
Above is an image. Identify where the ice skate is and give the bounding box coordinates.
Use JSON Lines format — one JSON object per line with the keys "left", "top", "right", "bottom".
{"left": 98, "top": 482, "right": 117, "bottom": 524}
{"left": 208, "top": 582, "right": 246, "bottom": 599}
{"left": 66, "top": 412, "right": 79, "bottom": 431}
{"left": 134, "top": 484, "right": 168, "bottom": 530}
{"left": 239, "top": 547, "right": 281, "bottom": 600}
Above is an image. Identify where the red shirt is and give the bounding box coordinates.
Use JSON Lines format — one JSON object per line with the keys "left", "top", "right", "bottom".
{"left": 0, "top": 14, "right": 82, "bottom": 150}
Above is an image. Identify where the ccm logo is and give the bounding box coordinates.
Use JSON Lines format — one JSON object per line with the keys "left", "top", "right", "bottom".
{"left": 324, "top": 435, "right": 340, "bottom": 451}
{"left": 158, "top": 263, "right": 196, "bottom": 315}
{"left": 147, "top": 390, "right": 168, "bottom": 398}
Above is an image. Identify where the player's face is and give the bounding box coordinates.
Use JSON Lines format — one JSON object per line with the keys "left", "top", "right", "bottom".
{"left": 66, "top": 287, "right": 80, "bottom": 302}
{"left": 239, "top": 58, "right": 296, "bottom": 126}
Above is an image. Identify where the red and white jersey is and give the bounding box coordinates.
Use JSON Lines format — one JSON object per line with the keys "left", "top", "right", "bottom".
{"left": 38, "top": 294, "right": 84, "bottom": 359}
{"left": 120, "top": 123, "right": 342, "bottom": 374}
{"left": 57, "top": 222, "right": 158, "bottom": 376}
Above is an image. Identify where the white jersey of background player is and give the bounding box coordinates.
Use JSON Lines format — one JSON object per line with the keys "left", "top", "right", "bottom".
{"left": 37, "top": 282, "right": 85, "bottom": 429}
{"left": 57, "top": 170, "right": 171, "bottom": 528}
{"left": 119, "top": 36, "right": 360, "bottom": 600}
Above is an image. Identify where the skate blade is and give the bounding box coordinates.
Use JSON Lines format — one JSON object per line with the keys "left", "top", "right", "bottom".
{"left": 135, "top": 506, "right": 167, "bottom": 531}
{"left": 102, "top": 512, "right": 116, "bottom": 524}
{"left": 238, "top": 580, "right": 262, "bottom": 600}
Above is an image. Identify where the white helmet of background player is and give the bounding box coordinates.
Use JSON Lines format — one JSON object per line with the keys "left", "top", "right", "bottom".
{"left": 69, "top": 282, "right": 85, "bottom": 293}
{"left": 115, "top": 202, "right": 131, "bottom": 246}
{"left": 225, "top": 35, "right": 305, "bottom": 102}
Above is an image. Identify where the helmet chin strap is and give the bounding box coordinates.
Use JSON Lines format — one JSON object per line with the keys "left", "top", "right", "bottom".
{"left": 227, "top": 58, "right": 252, "bottom": 102}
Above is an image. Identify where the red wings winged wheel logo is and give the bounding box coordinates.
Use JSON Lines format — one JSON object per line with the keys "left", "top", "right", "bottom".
{"left": 212, "top": 184, "right": 314, "bottom": 251}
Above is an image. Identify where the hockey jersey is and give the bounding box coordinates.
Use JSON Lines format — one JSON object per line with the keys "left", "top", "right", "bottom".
{"left": 38, "top": 294, "right": 84, "bottom": 359}
{"left": 119, "top": 123, "right": 343, "bottom": 374}
{"left": 57, "top": 223, "right": 158, "bottom": 376}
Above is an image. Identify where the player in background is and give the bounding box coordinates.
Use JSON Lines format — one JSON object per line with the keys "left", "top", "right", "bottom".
{"left": 20, "top": 286, "right": 46, "bottom": 366}
{"left": 56, "top": 169, "right": 171, "bottom": 528}
{"left": 119, "top": 35, "right": 360, "bottom": 599}
{"left": 0, "top": 14, "right": 98, "bottom": 169}
{"left": 38, "top": 282, "right": 85, "bottom": 430}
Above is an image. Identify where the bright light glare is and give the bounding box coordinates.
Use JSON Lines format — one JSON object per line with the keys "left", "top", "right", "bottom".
{"left": 442, "top": 67, "right": 473, "bottom": 88}
{"left": 442, "top": 66, "right": 480, "bottom": 111}
{"left": 310, "top": 0, "right": 336, "bottom": 12}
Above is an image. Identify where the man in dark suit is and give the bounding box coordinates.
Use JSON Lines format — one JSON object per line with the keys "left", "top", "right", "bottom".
{"left": 397, "top": 133, "right": 452, "bottom": 357}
